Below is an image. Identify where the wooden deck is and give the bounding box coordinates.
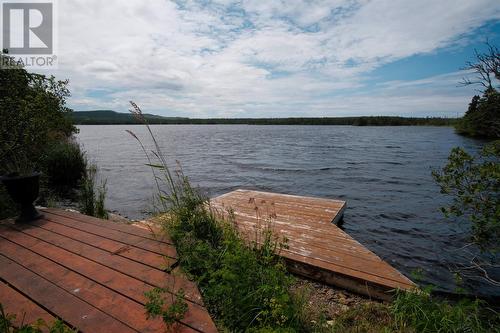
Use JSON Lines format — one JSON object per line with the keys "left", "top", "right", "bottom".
{"left": 0, "top": 208, "right": 217, "bottom": 333}
{"left": 211, "top": 189, "right": 415, "bottom": 300}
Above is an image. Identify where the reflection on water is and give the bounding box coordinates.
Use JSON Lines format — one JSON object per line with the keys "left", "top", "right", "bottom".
{"left": 76, "top": 125, "right": 497, "bottom": 296}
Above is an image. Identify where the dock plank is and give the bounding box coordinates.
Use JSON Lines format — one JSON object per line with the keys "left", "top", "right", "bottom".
{"left": 211, "top": 189, "right": 415, "bottom": 299}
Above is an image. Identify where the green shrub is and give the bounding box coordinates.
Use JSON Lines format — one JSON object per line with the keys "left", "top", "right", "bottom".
{"left": 0, "top": 51, "right": 78, "bottom": 218}
{"left": 164, "top": 202, "right": 302, "bottom": 331}
{"left": 0, "top": 52, "right": 76, "bottom": 177}
{"left": 432, "top": 141, "right": 500, "bottom": 254}
{"left": 78, "top": 164, "right": 108, "bottom": 219}
{"left": 43, "top": 141, "right": 86, "bottom": 193}
{"left": 0, "top": 185, "right": 17, "bottom": 219}
{"left": 392, "top": 289, "right": 499, "bottom": 333}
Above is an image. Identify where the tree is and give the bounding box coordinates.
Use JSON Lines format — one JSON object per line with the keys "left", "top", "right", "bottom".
{"left": 456, "top": 88, "right": 500, "bottom": 138}
{"left": 0, "top": 51, "right": 76, "bottom": 173}
{"left": 456, "top": 42, "right": 500, "bottom": 139}
{"left": 461, "top": 42, "right": 500, "bottom": 91}
{"left": 433, "top": 141, "right": 499, "bottom": 285}
{"left": 433, "top": 141, "right": 499, "bottom": 253}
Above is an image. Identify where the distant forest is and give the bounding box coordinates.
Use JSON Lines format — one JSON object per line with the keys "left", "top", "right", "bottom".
{"left": 72, "top": 110, "right": 457, "bottom": 126}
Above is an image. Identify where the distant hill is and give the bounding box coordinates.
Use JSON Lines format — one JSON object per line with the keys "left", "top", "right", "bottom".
{"left": 71, "top": 110, "right": 188, "bottom": 124}
{"left": 71, "top": 110, "right": 457, "bottom": 126}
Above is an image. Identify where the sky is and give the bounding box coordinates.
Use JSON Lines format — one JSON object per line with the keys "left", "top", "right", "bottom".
{"left": 50, "top": 0, "right": 500, "bottom": 118}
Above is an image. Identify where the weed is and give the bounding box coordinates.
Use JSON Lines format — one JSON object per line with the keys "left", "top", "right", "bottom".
{"left": 0, "top": 303, "right": 74, "bottom": 333}
{"left": 78, "top": 163, "right": 108, "bottom": 219}
{"left": 144, "top": 287, "right": 188, "bottom": 327}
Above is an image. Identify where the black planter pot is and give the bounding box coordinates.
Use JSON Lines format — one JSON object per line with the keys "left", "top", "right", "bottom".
{"left": 1, "top": 172, "right": 43, "bottom": 223}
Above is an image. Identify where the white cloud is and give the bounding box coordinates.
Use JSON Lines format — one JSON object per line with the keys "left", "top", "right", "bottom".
{"left": 44, "top": 0, "right": 500, "bottom": 117}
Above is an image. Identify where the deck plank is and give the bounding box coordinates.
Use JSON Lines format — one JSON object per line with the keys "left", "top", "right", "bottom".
{"left": 0, "top": 224, "right": 203, "bottom": 305}
{"left": 0, "top": 237, "right": 209, "bottom": 333}
{"left": 0, "top": 255, "right": 136, "bottom": 333}
{"left": 0, "top": 282, "right": 55, "bottom": 327}
{"left": 44, "top": 209, "right": 172, "bottom": 244}
{"left": 211, "top": 189, "right": 415, "bottom": 299}
{"left": 0, "top": 209, "right": 218, "bottom": 333}
{"left": 42, "top": 210, "right": 176, "bottom": 257}
{"left": 31, "top": 218, "right": 172, "bottom": 269}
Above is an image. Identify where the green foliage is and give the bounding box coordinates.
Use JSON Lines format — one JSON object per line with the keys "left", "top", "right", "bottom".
{"left": 144, "top": 287, "right": 188, "bottom": 327}
{"left": 156, "top": 173, "right": 305, "bottom": 332}
{"left": 391, "top": 289, "right": 499, "bottom": 333}
{"left": 0, "top": 52, "right": 76, "bottom": 175}
{"left": 128, "top": 102, "right": 305, "bottom": 332}
{"left": 0, "top": 186, "right": 17, "bottom": 220}
{"left": 456, "top": 89, "right": 500, "bottom": 138}
{"left": 319, "top": 290, "right": 499, "bottom": 333}
{"left": 78, "top": 164, "right": 108, "bottom": 219}
{"left": 432, "top": 141, "right": 499, "bottom": 253}
{"left": 0, "top": 51, "right": 80, "bottom": 219}
{"left": 0, "top": 303, "right": 74, "bottom": 333}
{"left": 43, "top": 141, "right": 87, "bottom": 193}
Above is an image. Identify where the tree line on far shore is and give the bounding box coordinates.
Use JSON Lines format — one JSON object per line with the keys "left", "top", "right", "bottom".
{"left": 72, "top": 110, "right": 457, "bottom": 126}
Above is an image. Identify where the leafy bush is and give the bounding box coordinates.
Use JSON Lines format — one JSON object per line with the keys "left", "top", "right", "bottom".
{"left": 161, "top": 189, "right": 303, "bottom": 331}
{"left": 78, "top": 164, "right": 108, "bottom": 219}
{"left": 0, "top": 51, "right": 79, "bottom": 218}
{"left": 432, "top": 141, "right": 500, "bottom": 253}
{"left": 0, "top": 186, "right": 17, "bottom": 220}
{"left": 43, "top": 141, "right": 86, "bottom": 193}
{"left": 0, "top": 52, "right": 76, "bottom": 176}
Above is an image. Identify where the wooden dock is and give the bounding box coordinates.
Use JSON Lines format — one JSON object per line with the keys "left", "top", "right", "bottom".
{"left": 211, "top": 189, "right": 415, "bottom": 300}
{"left": 0, "top": 208, "right": 217, "bottom": 333}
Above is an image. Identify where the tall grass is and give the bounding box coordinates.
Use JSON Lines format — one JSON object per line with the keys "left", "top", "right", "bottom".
{"left": 127, "top": 102, "right": 308, "bottom": 332}
{"left": 391, "top": 288, "right": 499, "bottom": 333}
{"left": 78, "top": 163, "right": 108, "bottom": 219}
{"left": 43, "top": 140, "right": 87, "bottom": 193}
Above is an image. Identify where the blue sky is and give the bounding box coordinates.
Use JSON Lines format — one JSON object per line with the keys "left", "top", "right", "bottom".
{"left": 51, "top": 0, "right": 500, "bottom": 118}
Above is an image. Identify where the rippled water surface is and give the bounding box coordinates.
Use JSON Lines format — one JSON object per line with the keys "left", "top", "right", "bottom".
{"left": 76, "top": 125, "right": 496, "bottom": 295}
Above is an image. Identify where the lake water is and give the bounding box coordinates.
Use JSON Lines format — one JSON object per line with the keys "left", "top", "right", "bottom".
{"left": 76, "top": 125, "right": 497, "bottom": 296}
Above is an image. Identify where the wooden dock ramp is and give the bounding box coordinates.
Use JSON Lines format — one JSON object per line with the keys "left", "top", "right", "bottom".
{"left": 211, "top": 189, "right": 415, "bottom": 300}
{"left": 0, "top": 208, "right": 217, "bottom": 333}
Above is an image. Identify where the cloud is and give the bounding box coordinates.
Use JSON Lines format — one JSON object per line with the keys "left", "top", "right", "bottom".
{"left": 45, "top": 0, "right": 500, "bottom": 117}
